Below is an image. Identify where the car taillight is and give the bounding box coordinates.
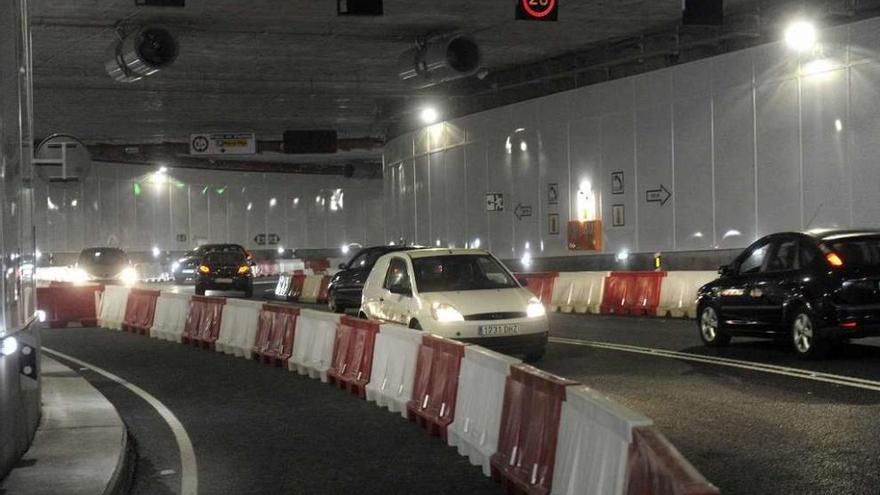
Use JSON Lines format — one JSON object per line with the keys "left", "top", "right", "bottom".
{"left": 237, "top": 265, "right": 249, "bottom": 274}
{"left": 198, "top": 265, "right": 210, "bottom": 273}
{"left": 825, "top": 252, "right": 844, "bottom": 267}
{"left": 839, "top": 321, "right": 858, "bottom": 329}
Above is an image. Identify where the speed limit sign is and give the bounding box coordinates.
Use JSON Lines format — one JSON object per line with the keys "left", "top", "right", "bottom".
{"left": 516, "top": 0, "right": 558, "bottom": 21}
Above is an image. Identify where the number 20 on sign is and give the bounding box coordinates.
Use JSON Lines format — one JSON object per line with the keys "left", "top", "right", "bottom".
{"left": 516, "top": 0, "right": 558, "bottom": 21}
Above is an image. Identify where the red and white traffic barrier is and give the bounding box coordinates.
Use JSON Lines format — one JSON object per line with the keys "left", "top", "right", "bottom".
{"left": 365, "top": 323, "right": 423, "bottom": 417}
{"left": 150, "top": 292, "right": 191, "bottom": 342}
{"left": 550, "top": 272, "right": 608, "bottom": 314}
{"left": 253, "top": 304, "right": 299, "bottom": 366}
{"left": 121, "top": 289, "right": 161, "bottom": 336}
{"left": 97, "top": 285, "right": 130, "bottom": 330}
{"left": 215, "top": 298, "right": 264, "bottom": 358}
{"left": 300, "top": 275, "right": 330, "bottom": 304}
{"left": 447, "top": 346, "right": 521, "bottom": 477}
{"left": 327, "top": 316, "right": 380, "bottom": 398}
{"left": 37, "top": 283, "right": 103, "bottom": 328}
{"left": 656, "top": 271, "right": 717, "bottom": 318}
{"left": 288, "top": 309, "right": 340, "bottom": 382}
{"left": 406, "top": 335, "right": 467, "bottom": 439}
{"left": 515, "top": 272, "right": 557, "bottom": 307}
{"left": 181, "top": 295, "right": 225, "bottom": 349}
{"left": 600, "top": 271, "right": 667, "bottom": 316}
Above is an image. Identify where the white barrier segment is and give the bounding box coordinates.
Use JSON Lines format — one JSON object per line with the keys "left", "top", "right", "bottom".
{"left": 551, "top": 386, "right": 653, "bottom": 495}
{"left": 551, "top": 272, "right": 608, "bottom": 314}
{"left": 656, "top": 271, "right": 717, "bottom": 318}
{"left": 365, "top": 324, "right": 422, "bottom": 417}
{"left": 276, "top": 259, "right": 305, "bottom": 274}
{"left": 274, "top": 275, "right": 291, "bottom": 298}
{"left": 149, "top": 292, "right": 192, "bottom": 342}
{"left": 447, "top": 346, "right": 521, "bottom": 477}
{"left": 97, "top": 285, "right": 130, "bottom": 330}
{"left": 299, "top": 275, "right": 323, "bottom": 303}
{"left": 215, "top": 299, "right": 263, "bottom": 358}
{"left": 288, "top": 309, "right": 340, "bottom": 382}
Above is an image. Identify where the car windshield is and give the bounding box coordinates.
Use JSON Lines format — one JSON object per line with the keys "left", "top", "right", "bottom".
{"left": 412, "top": 255, "right": 518, "bottom": 293}
{"left": 78, "top": 248, "right": 127, "bottom": 266}
{"left": 204, "top": 252, "right": 245, "bottom": 266}
{"left": 825, "top": 237, "right": 880, "bottom": 268}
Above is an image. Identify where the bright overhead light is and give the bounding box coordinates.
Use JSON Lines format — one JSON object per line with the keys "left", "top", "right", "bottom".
{"left": 159, "top": 166, "right": 168, "bottom": 173}
{"left": 152, "top": 246, "right": 161, "bottom": 258}
{"left": 616, "top": 250, "right": 630, "bottom": 262}
{"left": 784, "top": 20, "right": 817, "bottom": 52}
{"left": 520, "top": 141, "right": 528, "bottom": 152}
{"left": 70, "top": 199, "right": 78, "bottom": 207}
{"left": 1, "top": 336, "right": 18, "bottom": 357}
{"left": 277, "top": 246, "right": 285, "bottom": 254}
{"left": 341, "top": 244, "right": 350, "bottom": 255}
{"left": 835, "top": 119, "right": 843, "bottom": 132}
{"left": 420, "top": 106, "right": 439, "bottom": 125}
{"left": 269, "top": 197, "right": 277, "bottom": 207}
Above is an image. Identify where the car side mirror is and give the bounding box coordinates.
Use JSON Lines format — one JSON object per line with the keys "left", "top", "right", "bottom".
{"left": 338, "top": 263, "right": 347, "bottom": 270}
{"left": 389, "top": 286, "right": 412, "bottom": 297}
{"left": 517, "top": 277, "right": 529, "bottom": 287}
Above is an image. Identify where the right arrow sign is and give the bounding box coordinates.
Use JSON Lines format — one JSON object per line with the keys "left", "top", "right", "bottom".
{"left": 646, "top": 184, "right": 672, "bottom": 206}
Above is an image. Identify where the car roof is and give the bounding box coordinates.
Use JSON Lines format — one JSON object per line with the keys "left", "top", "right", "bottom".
{"left": 802, "top": 229, "right": 880, "bottom": 241}
{"left": 356, "top": 245, "right": 423, "bottom": 254}
{"left": 403, "top": 248, "right": 491, "bottom": 259}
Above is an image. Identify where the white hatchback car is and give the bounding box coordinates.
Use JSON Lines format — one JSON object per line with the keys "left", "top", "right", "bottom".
{"left": 360, "top": 248, "right": 549, "bottom": 361}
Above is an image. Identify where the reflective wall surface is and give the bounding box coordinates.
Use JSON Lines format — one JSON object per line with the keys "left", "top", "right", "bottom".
{"left": 33, "top": 163, "right": 385, "bottom": 254}
{"left": 0, "top": 0, "right": 40, "bottom": 480}
{"left": 385, "top": 17, "right": 880, "bottom": 261}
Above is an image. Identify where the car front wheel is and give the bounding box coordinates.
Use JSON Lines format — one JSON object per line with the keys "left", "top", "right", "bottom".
{"left": 791, "top": 311, "right": 828, "bottom": 359}
{"left": 698, "top": 305, "right": 730, "bottom": 347}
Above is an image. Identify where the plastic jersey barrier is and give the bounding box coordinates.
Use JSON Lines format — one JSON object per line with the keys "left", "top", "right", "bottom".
{"left": 215, "top": 299, "right": 264, "bottom": 358}
{"left": 515, "top": 272, "right": 558, "bottom": 307}
{"left": 37, "top": 284, "right": 104, "bottom": 328}
{"left": 406, "top": 335, "right": 468, "bottom": 440}
{"left": 182, "top": 295, "right": 226, "bottom": 349}
{"left": 274, "top": 275, "right": 291, "bottom": 299}
{"left": 327, "top": 316, "right": 380, "bottom": 398}
{"left": 253, "top": 304, "right": 300, "bottom": 366}
{"left": 121, "top": 289, "right": 161, "bottom": 335}
{"left": 600, "top": 272, "right": 667, "bottom": 316}
{"left": 550, "top": 272, "right": 609, "bottom": 314}
{"left": 550, "top": 386, "right": 652, "bottom": 495}
{"left": 149, "top": 292, "right": 192, "bottom": 342}
{"left": 365, "top": 323, "right": 423, "bottom": 417}
{"left": 300, "top": 275, "right": 329, "bottom": 304}
{"left": 656, "top": 271, "right": 717, "bottom": 319}
{"left": 625, "top": 427, "right": 720, "bottom": 495}
{"left": 490, "top": 364, "right": 579, "bottom": 495}
{"left": 283, "top": 273, "right": 306, "bottom": 301}
{"left": 277, "top": 259, "right": 306, "bottom": 274}
{"left": 288, "top": 309, "right": 341, "bottom": 382}
{"left": 97, "top": 285, "right": 131, "bottom": 330}
{"left": 448, "top": 346, "right": 521, "bottom": 477}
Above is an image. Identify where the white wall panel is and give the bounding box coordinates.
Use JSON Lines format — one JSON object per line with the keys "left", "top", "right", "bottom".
{"left": 428, "top": 151, "right": 447, "bottom": 246}
{"left": 673, "top": 97, "right": 713, "bottom": 250}
{"left": 511, "top": 129, "right": 540, "bottom": 259}
{"left": 444, "top": 146, "right": 467, "bottom": 248}
{"left": 463, "top": 142, "right": 488, "bottom": 250}
{"left": 849, "top": 62, "right": 880, "bottom": 228}
{"left": 486, "top": 136, "right": 515, "bottom": 257}
{"left": 636, "top": 104, "right": 674, "bottom": 252}
{"left": 398, "top": 160, "right": 416, "bottom": 244}
{"left": 536, "top": 122, "right": 570, "bottom": 257}
{"left": 414, "top": 155, "right": 430, "bottom": 246}
{"left": 601, "top": 112, "right": 636, "bottom": 253}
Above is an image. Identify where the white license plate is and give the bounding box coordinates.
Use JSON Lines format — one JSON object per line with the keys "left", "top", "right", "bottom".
{"left": 182, "top": 269, "right": 194, "bottom": 274}
{"left": 478, "top": 324, "right": 519, "bottom": 336}
{"left": 215, "top": 278, "right": 233, "bottom": 283}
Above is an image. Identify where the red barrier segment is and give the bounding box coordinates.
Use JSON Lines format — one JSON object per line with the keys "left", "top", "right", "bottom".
{"left": 316, "top": 275, "right": 331, "bottom": 303}
{"left": 327, "top": 316, "right": 380, "bottom": 399}
{"left": 37, "top": 284, "right": 104, "bottom": 328}
{"left": 514, "top": 272, "right": 558, "bottom": 306}
{"left": 600, "top": 271, "right": 667, "bottom": 316}
{"left": 286, "top": 273, "right": 306, "bottom": 301}
{"left": 490, "top": 364, "right": 579, "bottom": 495}
{"left": 252, "top": 304, "right": 300, "bottom": 367}
{"left": 626, "top": 427, "right": 721, "bottom": 495}
{"left": 305, "top": 258, "right": 330, "bottom": 272}
{"left": 182, "top": 295, "right": 226, "bottom": 350}
{"left": 406, "top": 335, "right": 467, "bottom": 440}
{"left": 121, "top": 289, "right": 161, "bottom": 336}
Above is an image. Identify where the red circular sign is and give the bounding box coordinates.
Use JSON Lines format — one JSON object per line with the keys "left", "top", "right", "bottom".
{"left": 521, "top": 0, "right": 556, "bottom": 18}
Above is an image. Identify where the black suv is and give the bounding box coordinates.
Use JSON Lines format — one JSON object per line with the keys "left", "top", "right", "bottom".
{"left": 173, "top": 244, "right": 251, "bottom": 284}
{"left": 697, "top": 230, "right": 880, "bottom": 358}
{"left": 327, "top": 245, "right": 419, "bottom": 313}
{"left": 195, "top": 250, "right": 254, "bottom": 297}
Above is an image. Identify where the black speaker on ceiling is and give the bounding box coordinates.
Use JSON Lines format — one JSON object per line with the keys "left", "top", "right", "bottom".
{"left": 682, "top": 0, "right": 722, "bottom": 26}
{"left": 283, "top": 130, "right": 338, "bottom": 154}
{"left": 338, "top": 0, "right": 383, "bottom": 16}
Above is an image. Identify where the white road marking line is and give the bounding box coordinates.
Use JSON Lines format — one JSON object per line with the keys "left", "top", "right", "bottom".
{"left": 43, "top": 347, "right": 198, "bottom": 495}
{"left": 549, "top": 336, "right": 880, "bottom": 393}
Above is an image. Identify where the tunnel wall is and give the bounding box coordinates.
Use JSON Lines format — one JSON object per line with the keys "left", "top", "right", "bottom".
{"left": 0, "top": 0, "right": 41, "bottom": 480}
{"left": 33, "top": 162, "right": 385, "bottom": 255}
{"left": 384, "top": 17, "right": 880, "bottom": 265}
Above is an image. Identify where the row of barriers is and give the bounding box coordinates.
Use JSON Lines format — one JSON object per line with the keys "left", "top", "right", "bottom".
{"left": 516, "top": 271, "right": 717, "bottom": 319}
{"left": 39, "top": 283, "right": 721, "bottom": 494}
{"left": 273, "top": 273, "right": 331, "bottom": 304}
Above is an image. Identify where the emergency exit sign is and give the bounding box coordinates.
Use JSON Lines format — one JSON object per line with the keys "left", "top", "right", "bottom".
{"left": 516, "top": 0, "right": 558, "bottom": 21}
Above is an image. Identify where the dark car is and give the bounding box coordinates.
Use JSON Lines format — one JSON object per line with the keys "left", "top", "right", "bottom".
{"left": 173, "top": 244, "right": 251, "bottom": 284}
{"left": 75, "top": 247, "right": 137, "bottom": 284}
{"left": 696, "top": 229, "right": 880, "bottom": 359}
{"left": 195, "top": 251, "right": 253, "bottom": 297}
{"left": 327, "top": 245, "right": 420, "bottom": 313}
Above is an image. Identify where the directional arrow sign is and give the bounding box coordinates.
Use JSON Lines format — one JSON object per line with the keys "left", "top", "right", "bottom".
{"left": 514, "top": 203, "right": 533, "bottom": 221}
{"left": 646, "top": 185, "right": 672, "bottom": 206}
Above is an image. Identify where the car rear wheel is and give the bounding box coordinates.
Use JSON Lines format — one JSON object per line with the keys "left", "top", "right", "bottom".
{"left": 698, "top": 305, "right": 730, "bottom": 347}
{"left": 791, "top": 311, "right": 828, "bottom": 359}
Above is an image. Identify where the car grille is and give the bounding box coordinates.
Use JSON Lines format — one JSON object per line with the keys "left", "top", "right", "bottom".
{"left": 464, "top": 312, "right": 527, "bottom": 321}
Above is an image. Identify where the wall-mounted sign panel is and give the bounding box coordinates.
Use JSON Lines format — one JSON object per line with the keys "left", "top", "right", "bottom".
{"left": 190, "top": 132, "right": 256, "bottom": 155}
{"left": 486, "top": 192, "right": 504, "bottom": 211}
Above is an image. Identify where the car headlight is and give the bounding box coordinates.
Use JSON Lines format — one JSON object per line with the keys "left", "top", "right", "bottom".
{"left": 526, "top": 298, "right": 546, "bottom": 318}
{"left": 71, "top": 268, "right": 89, "bottom": 284}
{"left": 120, "top": 267, "right": 138, "bottom": 286}
{"left": 1, "top": 336, "right": 18, "bottom": 356}
{"left": 431, "top": 303, "right": 464, "bottom": 322}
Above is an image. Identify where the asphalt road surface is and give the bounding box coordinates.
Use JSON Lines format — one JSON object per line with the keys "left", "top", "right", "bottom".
{"left": 42, "top": 281, "right": 880, "bottom": 494}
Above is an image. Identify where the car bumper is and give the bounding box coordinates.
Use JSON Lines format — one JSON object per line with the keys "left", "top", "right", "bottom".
{"left": 458, "top": 331, "right": 549, "bottom": 357}
{"left": 424, "top": 317, "right": 549, "bottom": 356}
{"left": 197, "top": 276, "right": 252, "bottom": 290}
{"left": 822, "top": 305, "right": 880, "bottom": 338}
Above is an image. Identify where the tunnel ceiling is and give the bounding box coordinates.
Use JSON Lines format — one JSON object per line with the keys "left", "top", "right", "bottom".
{"left": 30, "top": 0, "right": 876, "bottom": 149}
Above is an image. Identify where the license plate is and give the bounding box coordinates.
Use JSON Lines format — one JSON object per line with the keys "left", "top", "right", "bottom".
{"left": 182, "top": 269, "right": 193, "bottom": 274}
{"left": 478, "top": 324, "right": 519, "bottom": 336}
{"left": 215, "top": 278, "right": 233, "bottom": 283}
